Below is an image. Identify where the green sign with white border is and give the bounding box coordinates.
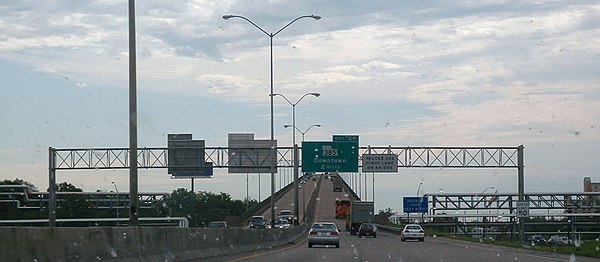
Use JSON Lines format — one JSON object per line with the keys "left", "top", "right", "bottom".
{"left": 302, "top": 141, "right": 358, "bottom": 172}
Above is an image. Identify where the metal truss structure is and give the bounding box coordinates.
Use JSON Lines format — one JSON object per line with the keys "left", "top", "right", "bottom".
{"left": 51, "top": 146, "right": 519, "bottom": 169}
{"left": 428, "top": 192, "right": 600, "bottom": 213}
{"left": 51, "top": 147, "right": 295, "bottom": 169}
{"left": 361, "top": 146, "right": 519, "bottom": 168}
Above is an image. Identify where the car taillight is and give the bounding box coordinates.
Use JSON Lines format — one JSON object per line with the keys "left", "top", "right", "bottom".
{"left": 331, "top": 231, "right": 339, "bottom": 236}
{"left": 309, "top": 231, "right": 317, "bottom": 236}
{"left": 419, "top": 230, "right": 424, "bottom": 233}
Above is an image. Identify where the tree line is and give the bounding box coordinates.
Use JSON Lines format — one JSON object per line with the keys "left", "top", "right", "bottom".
{"left": 0, "top": 178, "right": 257, "bottom": 227}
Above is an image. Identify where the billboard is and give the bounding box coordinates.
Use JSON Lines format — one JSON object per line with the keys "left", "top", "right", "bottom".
{"left": 167, "top": 134, "right": 206, "bottom": 177}
{"left": 228, "top": 133, "right": 277, "bottom": 173}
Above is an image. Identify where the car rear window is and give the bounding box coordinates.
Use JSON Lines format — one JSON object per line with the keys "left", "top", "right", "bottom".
{"left": 313, "top": 223, "right": 336, "bottom": 230}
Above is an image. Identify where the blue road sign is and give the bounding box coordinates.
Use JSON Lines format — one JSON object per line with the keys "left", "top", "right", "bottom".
{"left": 403, "top": 197, "right": 428, "bottom": 213}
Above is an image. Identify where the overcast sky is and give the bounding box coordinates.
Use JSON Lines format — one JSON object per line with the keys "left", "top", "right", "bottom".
{"left": 1, "top": 1, "right": 599, "bottom": 208}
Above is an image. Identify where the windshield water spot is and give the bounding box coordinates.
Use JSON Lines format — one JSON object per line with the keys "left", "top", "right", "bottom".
{"left": 109, "top": 248, "right": 117, "bottom": 258}
{"left": 569, "top": 254, "right": 577, "bottom": 262}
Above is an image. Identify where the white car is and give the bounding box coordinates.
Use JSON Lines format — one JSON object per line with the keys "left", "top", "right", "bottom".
{"left": 547, "top": 235, "right": 570, "bottom": 245}
{"left": 308, "top": 222, "right": 340, "bottom": 248}
{"left": 400, "top": 224, "right": 425, "bottom": 242}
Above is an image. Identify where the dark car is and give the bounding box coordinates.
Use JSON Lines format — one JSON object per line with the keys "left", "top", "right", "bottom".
{"left": 358, "top": 223, "right": 377, "bottom": 238}
{"left": 528, "top": 234, "right": 545, "bottom": 245}
{"left": 249, "top": 216, "right": 267, "bottom": 229}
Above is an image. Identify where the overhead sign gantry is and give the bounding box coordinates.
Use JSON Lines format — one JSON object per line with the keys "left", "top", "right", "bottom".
{"left": 48, "top": 140, "right": 526, "bottom": 241}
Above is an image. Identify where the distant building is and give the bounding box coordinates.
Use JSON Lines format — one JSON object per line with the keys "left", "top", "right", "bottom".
{"left": 565, "top": 177, "right": 600, "bottom": 213}
{"left": 583, "top": 177, "right": 600, "bottom": 192}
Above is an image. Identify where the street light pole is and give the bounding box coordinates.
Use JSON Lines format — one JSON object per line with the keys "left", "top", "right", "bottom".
{"left": 223, "top": 14, "right": 321, "bottom": 225}
{"left": 273, "top": 92, "right": 320, "bottom": 224}
{"left": 285, "top": 123, "right": 320, "bottom": 221}
{"left": 111, "top": 181, "right": 119, "bottom": 226}
{"left": 127, "top": 0, "right": 139, "bottom": 227}
{"left": 273, "top": 93, "right": 320, "bottom": 148}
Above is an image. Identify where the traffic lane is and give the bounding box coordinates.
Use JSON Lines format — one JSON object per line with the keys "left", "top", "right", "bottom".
{"left": 225, "top": 177, "right": 359, "bottom": 262}
{"left": 219, "top": 228, "right": 600, "bottom": 262}
{"left": 213, "top": 224, "right": 363, "bottom": 262}
{"left": 313, "top": 176, "right": 351, "bottom": 222}
{"left": 259, "top": 178, "right": 317, "bottom": 225}
{"left": 206, "top": 177, "right": 355, "bottom": 262}
{"left": 353, "top": 231, "right": 600, "bottom": 262}
{"left": 237, "top": 230, "right": 598, "bottom": 262}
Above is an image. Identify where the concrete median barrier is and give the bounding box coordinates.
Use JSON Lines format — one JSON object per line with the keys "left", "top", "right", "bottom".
{"left": 1, "top": 225, "right": 307, "bottom": 261}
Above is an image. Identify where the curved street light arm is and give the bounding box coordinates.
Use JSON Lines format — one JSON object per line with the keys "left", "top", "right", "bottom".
{"left": 284, "top": 124, "right": 321, "bottom": 136}
{"left": 295, "top": 92, "right": 320, "bottom": 106}
{"left": 303, "top": 124, "right": 321, "bottom": 134}
{"left": 272, "top": 93, "right": 293, "bottom": 106}
{"left": 273, "top": 92, "right": 319, "bottom": 106}
{"left": 222, "top": 14, "right": 270, "bottom": 36}
{"left": 273, "top": 15, "right": 321, "bottom": 37}
{"left": 479, "top": 186, "right": 496, "bottom": 195}
{"left": 223, "top": 14, "right": 320, "bottom": 38}
{"left": 284, "top": 124, "right": 303, "bottom": 133}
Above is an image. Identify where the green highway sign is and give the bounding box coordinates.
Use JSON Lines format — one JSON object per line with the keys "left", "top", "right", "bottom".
{"left": 302, "top": 141, "right": 358, "bottom": 172}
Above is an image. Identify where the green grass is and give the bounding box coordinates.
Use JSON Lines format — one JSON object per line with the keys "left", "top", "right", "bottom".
{"left": 383, "top": 224, "right": 600, "bottom": 258}
{"left": 433, "top": 230, "right": 600, "bottom": 258}
{"left": 531, "top": 241, "right": 600, "bottom": 258}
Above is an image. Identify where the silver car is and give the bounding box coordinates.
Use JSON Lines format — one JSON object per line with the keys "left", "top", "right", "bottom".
{"left": 400, "top": 224, "right": 425, "bottom": 242}
{"left": 308, "top": 222, "right": 340, "bottom": 248}
{"left": 273, "top": 218, "right": 292, "bottom": 229}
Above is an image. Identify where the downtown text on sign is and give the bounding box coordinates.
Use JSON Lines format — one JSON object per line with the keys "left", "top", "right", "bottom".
{"left": 362, "top": 154, "right": 398, "bottom": 172}
{"left": 301, "top": 141, "right": 358, "bottom": 172}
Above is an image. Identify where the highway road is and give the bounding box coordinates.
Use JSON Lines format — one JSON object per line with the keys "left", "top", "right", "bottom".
{"left": 207, "top": 177, "right": 597, "bottom": 262}
{"left": 254, "top": 175, "right": 319, "bottom": 226}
